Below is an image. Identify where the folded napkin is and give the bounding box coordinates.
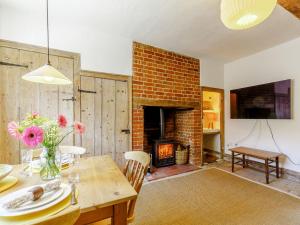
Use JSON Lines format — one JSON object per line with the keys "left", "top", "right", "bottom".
{"left": 3, "top": 180, "right": 61, "bottom": 209}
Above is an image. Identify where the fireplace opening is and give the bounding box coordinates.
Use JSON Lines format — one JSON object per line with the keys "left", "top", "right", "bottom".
{"left": 144, "top": 107, "right": 177, "bottom": 167}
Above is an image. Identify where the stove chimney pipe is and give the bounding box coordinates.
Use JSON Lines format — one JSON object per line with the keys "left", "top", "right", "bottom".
{"left": 160, "top": 108, "right": 165, "bottom": 139}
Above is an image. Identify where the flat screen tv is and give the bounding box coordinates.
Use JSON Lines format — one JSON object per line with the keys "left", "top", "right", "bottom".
{"left": 230, "top": 79, "right": 291, "bottom": 119}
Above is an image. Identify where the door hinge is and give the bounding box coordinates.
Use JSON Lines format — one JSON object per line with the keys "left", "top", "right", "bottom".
{"left": 0, "top": 61, "right": 28, "bottom": 68}
{"left": 78, "top": 87, "right": 97, "bottom": 94}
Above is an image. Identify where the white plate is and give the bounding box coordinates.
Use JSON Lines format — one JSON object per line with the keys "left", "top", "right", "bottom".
{"left": 6, "top": 187, "right": 64, "bottom": 211}
{"left": 0, "top": 165, "right": 13, "bottom": 181}
{"left": 0, "top": 183, "right": 71, "bottom": 217}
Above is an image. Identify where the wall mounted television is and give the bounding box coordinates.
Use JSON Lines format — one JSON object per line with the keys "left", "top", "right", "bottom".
{"left": 230, "top": 79, "right": 291, "bottom": 119}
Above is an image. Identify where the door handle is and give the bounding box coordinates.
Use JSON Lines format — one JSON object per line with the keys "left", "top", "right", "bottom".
{"left": 121, "top": 129, "right": 130, "bottom": 134}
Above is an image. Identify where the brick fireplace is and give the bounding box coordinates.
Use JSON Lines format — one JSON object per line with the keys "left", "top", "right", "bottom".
{"left": 132, "top": 42, "right": 202, "bottom": 166}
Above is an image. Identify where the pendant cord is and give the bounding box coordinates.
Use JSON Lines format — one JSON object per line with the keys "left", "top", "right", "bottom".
{"left": 46, "top": 0, "right": 50, "bottom": 65}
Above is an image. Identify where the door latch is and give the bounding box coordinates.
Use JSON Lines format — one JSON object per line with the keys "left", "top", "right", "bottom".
{"left": 121, "top": 129, "right": 130, "bottom": 134}
{"left": 62, "top": 97, "right": 76, "bottom": 102}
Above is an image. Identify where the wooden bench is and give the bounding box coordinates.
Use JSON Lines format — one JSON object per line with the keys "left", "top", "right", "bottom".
{"left": 230, "top": 147, "right": 283, "bottom": 184}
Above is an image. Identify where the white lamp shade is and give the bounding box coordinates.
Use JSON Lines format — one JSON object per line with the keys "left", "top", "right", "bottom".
{"left": 22, "top": 64, "right": 72, "bottom": 85}
{"left": 221, "top": 0, "right": 277, "bottom": 30}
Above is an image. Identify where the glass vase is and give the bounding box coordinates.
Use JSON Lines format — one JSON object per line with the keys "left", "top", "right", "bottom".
{"left": 40, "top": 146, "right": 61, "bottom": 180}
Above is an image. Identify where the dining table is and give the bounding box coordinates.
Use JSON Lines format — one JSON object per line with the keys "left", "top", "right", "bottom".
{"left": 0, "top": 155, "right": 137, "bottom": 225}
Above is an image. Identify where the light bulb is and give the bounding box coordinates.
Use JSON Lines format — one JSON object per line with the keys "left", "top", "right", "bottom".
{"left": 237, "top": 14, "right": 258, "bottom": 26}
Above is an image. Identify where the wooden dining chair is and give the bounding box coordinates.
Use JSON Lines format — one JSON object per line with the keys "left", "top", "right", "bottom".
{"left": 59, "top": 146, "right": 86, "bottom": 155}
{"left": 93, "top": 151, "right": 150, "bottom": 225}
{"left": 34, "top": 205, "right": 80, "bottom": 225}
{"left": 123, "top": 151, "right": 150, "bottom": 222}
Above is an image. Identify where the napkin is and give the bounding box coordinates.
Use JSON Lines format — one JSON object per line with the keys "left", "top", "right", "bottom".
{"left": 3, "top": 180, "right": 61, "bottom": 209}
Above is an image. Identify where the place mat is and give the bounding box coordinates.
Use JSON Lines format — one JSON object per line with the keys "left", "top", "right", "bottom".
{"left": 0, "top": 194, "right": 72, "bottom": 225}
{"left": 0, "top": 177, "right": 18, "bottom": 193}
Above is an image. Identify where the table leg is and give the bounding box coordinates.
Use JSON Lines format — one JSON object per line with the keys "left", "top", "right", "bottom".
{"left": 242, "top": 154, "right": 246, "bottom": 168}
{"left": 231, "top": 152, "right": 234, "bottom": 172}
{"left": 112, "top": 202, "right": 127, "bottom": 225}
{"left": 276, "top": 157, "right": 280, "bottom": 178}
{"left": 265, "top": 159, "right": 269, "bottom": 184}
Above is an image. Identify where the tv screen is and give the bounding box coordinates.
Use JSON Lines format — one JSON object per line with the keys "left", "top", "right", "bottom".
{"left": 230, "top": 79, "right": 291, "bottom": 119}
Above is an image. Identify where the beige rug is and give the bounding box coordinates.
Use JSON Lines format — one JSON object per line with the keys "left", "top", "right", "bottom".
{"left": 133, "top": 168, "right": 300, "bottom": 225}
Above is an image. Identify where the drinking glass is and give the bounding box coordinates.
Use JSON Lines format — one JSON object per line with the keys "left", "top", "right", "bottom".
{"left": 68, "top": 153, "right": 81, "bottom": 183}
{"left": 20, "top": 149, "right": 33, "bottom": 177}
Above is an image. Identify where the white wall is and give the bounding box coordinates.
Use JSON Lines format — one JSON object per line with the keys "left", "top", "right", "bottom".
{"left": 0, "top": 4, "right": 132, "bottom": 75}
{"left": 224, "top": 37, "right": 300, "bottom": 172}
{"left": 200, "top": 57, "right": 224, "bottom": 89}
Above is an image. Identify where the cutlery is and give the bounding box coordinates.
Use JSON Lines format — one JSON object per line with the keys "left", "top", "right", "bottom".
{"left": 70, "top": 183, "right": 78, "bottom": 205}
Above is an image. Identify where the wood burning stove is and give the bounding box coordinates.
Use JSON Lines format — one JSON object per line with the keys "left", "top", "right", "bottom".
{"left": 152, "top": 108, "right": 177, "bottom": 167}
{"left": 153, "top": 139, "right": 176, "bottom": 167}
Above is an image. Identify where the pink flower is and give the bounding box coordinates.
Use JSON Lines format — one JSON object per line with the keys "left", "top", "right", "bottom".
{"left": 74, "top": 122, "right": 85, "bottom": 134}
{"left": 7, "top": 121, "right": 21, "bottom": 139}
{"left": 58, "top": 115, "right": 67, "bottom": 128}
{"left": 32, "top": 112, "right": 39, "bottom": 119}
{"left": 22, "top": 126, "right": 44, "bottom": 148}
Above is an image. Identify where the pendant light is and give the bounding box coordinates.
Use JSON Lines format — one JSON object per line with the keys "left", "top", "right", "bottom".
{"left": 22, "top": 0, "right": 72, "bottom": 85}
{"left": 220, "top": 0, "right": 277, "bottom": 30}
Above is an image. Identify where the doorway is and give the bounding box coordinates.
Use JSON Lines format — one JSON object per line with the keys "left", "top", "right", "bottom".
{"left": 201, "top": 87, "right": 224, "bottom": 164}
{"left": 78, "top": 71, "right": 132, "bottom": 167}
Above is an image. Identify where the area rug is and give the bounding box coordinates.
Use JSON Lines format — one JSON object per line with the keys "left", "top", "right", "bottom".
{"left": 133, "top": 168, "right": 300, "bottom": 225}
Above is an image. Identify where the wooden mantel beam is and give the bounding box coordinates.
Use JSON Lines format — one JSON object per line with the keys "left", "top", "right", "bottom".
{"left": 278, "top": 0, "right": 300, "bottom": 19}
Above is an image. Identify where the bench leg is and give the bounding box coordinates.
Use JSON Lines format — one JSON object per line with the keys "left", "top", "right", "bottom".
{"left": 231, "top": 152, "right": 234, "bottom": 172}
{"left": 242, "top": 154, "right": 246, "bottom": 168}
{"left": 265, "top": 159, "right": 269, "bottom": 184}
{"left": 276, "top": 157, "right": 280, "bottom": 178}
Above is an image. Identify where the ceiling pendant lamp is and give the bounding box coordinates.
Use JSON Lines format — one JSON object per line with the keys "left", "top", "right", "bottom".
{"left": 220, "top": 0, "right": 277, "bottom": 30}
{"left": 22, "top": 0, "right": 72, "bottom": 85}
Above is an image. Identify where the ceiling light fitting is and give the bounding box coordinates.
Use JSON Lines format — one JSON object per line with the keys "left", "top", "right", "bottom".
{"left": 22, "top": 0, "right": 72, "bottom": 85}
{"left": 221, "top": 0, "right": 277, "bottom": 30}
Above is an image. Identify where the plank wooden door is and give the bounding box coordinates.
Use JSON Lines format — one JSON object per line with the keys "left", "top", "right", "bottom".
{"left": 0, "top": 41, "right": 78, "bottom": 164}
{"left": 80, "top": 75, "right": 130, "bottom": 166}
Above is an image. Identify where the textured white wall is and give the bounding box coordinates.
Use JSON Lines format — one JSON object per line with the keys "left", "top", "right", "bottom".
{"left": 0, "top": 4, "right": 133, "bottom": 75}
{"left": 200, "top": 57, "right": 224, "bottom": 89}
{"left": 224, "top": 37, "right": 300, "bottom": 172}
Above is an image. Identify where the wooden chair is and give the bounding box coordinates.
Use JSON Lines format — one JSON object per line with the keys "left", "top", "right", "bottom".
{"left": 59, "top": 146, "right": 86, "bottom": 155}
{"left": 123, "top": 151, "right": 150, "bottom": 222}
{"left": 93, "top": 151, "right": 150, "bottom": 225}
{"left": 33, "top": 205, "right": 80, "bottom": 225}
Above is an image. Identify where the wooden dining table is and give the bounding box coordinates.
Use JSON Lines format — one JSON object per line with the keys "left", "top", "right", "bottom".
{"left": 0, "top": 155, "right": 137, "bottom": 225}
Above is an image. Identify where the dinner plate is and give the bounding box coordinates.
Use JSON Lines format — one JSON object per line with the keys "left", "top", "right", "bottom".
{"left": 0, "top": 183, "right": 71, "bottom": 217}
{"left": 0, "top": 165, "right": 13, "bottom": 181}
{"left": 6, "top": 187, "right": 64, "bottom": 211}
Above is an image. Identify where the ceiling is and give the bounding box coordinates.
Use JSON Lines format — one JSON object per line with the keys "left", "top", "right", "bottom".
{"left": 1, "top": 0, "right": 300, "bottom": 62}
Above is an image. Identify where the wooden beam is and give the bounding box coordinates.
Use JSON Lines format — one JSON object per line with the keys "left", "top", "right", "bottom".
{"left": 278, "top": 0, "right": 300, "bottom": 19}
{"left": 133, "top": 97, "right": 200, "bottom": 109}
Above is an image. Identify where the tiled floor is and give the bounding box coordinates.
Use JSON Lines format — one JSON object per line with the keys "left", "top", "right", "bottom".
{"left": 205, "top": 160, "right": 300, "bottom": 197}
{"left": 145, "top": 164, "right": 200, "bottom": 181}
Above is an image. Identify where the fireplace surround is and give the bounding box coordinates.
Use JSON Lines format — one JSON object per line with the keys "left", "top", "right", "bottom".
{"left": 132, "top": 42, "right": 202, "bottom": 166}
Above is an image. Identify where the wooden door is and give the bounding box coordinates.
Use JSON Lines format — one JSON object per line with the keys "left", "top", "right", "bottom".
{"left": 0, "top": 42, "right": 78, "bottom": 164}
{"left": 80, "top": 75, "right": 130, "bottom": 166}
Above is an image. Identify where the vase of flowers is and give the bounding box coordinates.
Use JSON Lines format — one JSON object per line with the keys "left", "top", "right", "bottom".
{"left": 8, "top": 113, "right": 85, "bottom": 180}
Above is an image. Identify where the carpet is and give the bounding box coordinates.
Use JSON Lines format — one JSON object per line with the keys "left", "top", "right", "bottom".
{"left": 133, "top": 168, "right": 300, "bottom": 225}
